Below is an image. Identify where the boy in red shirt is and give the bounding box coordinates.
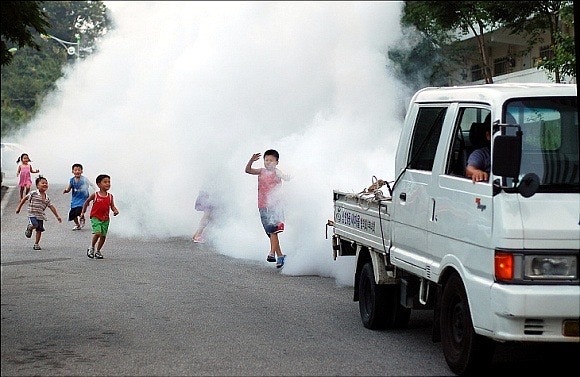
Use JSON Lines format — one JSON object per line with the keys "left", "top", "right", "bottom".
{"left": 80, "top": 174, "right": 119, "bottom": 259}
{"left": 245, "top": 149, "right": 291, "bottom": 268}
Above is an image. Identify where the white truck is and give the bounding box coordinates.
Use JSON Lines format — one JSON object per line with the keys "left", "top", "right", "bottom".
{"left": 328, "top": 83, "right": 579, "bottom": 375}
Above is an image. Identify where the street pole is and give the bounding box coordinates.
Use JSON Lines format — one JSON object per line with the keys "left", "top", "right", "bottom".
{"left": 41, "top": 34, "right": 80, "bottom": 60}
{"left": 75, "top": 34, "right": 81, "bottom": 59}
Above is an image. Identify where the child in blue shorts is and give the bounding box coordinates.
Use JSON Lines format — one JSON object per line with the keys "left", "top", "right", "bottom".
{"left": 245, "top": 149, "right": 291, "bottom": 268}
{"left": 16, "top": 176, "right": 63, "bottom": 250}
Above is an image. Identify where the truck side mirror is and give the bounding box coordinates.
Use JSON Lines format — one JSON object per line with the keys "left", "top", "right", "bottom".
{"left": 518, "top": 173, "right": 540, "bottom": 198}
{"left": 492, "top": 133, "right": 522, "bottom": 179}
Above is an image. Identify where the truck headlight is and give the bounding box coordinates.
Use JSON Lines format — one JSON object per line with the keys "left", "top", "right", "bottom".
{"left": 525, "top": 255, "right": 577, "bottom": 280}
{"left": 495, "top": 250, "right": 578, "bottom": 283}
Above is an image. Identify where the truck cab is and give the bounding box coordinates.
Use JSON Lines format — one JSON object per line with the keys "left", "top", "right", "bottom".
{"left": 331, "top": 83, "right": 578, "bottom": 375}
{"left": 391, "top": 83, "right": 578, "bottom": 373}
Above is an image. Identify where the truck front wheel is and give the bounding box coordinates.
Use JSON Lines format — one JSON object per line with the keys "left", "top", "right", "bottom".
{"left": 359, "top": 262, "right": 387, "bottom": 329}
{"left": 440, "top": 274, "right": 495, "bottom": 375}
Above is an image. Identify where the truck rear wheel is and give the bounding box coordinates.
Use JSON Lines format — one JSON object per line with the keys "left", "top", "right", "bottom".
{"left": 359, "top": 263, "right": 411, "bottom": 329}
{"left": 359, "top": 263, "right": 387, "bottom": 329}
{"left": 440, "top": 274, "right": 495, "bottom": 375}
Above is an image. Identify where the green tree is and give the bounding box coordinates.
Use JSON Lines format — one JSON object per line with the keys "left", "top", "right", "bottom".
{"left": 397, "top": 1, "right": 574, "bottom": 85}
{"left": 401, "top": 1, "right": 499, "bottom": 84}
{"left": 1, "top": 1, "right": 109, "bottom": 138}
{"left": 0, "top": 1, "right": 51, "bottom": 66}
{"left": 387, "top": 28, "right": 452, "bottom": 91}
{"left": 489, "top": 1, "right": 575, "bottom": 83}
{"left": 42, "top": 1, "right": 108, "bottom": 59}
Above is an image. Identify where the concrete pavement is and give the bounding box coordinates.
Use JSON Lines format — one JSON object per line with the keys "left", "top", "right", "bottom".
{"left": 2, "top": 184, "right": 447, "bottom": 376}
{"left": 3, "top": 184, "right": 576, "bottom": 376}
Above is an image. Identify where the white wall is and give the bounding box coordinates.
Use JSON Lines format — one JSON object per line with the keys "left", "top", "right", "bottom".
{"left": 471, "top": 68, "right": 576, "bottom": 85}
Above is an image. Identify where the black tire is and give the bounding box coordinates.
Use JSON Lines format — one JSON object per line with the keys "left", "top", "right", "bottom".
{"left": 440, "top": 274, "right": 495, "bottom": 375}
{"left": 359, "top": 262, "right": 387, "bottom": 329}
{"left": 359, "top": 263, "right": 411, "bottom": 329}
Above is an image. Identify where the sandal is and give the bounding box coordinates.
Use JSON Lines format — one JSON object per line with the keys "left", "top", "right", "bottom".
{"left": 193, "top": 236, "right": 205, "bottom": 243}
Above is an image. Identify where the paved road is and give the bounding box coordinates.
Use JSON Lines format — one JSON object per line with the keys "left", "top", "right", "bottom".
{"left": 1, "top": 185, "right": 577, "bottom": 376}
{"left": 0, "top": 184, "right": 452, "bottom": 376}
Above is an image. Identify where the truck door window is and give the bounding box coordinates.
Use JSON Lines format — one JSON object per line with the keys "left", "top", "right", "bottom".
{"left": 446, "top": 107, "right": 491, "bottom": 177}
{"left": 409, "top": 107, "right": 447, "bottom": 171}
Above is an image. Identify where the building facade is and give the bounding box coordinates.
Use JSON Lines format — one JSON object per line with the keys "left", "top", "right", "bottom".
{"left": 452, "top": 23, "right": 576, "bottom": 85}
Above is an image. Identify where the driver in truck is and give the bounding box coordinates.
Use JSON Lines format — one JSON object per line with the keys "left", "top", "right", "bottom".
{"left": 466, "top": 114, "right": 491, "bottom": 182}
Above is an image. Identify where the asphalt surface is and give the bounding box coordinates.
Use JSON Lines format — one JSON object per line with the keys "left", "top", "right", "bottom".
{"left": 0, "top": 184, "right": 454, "bottom": 376}
{"left": 2, "top": 184, "right": 578, "bottom": 376}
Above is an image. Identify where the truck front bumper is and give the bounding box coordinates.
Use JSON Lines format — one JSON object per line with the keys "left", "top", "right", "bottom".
{"left": 487, "top": 283, "right": 580, "bottom": 342}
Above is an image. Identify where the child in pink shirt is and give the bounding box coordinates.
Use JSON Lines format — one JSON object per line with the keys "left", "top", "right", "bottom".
{"left": 245, "top": 149, "right": 291, "bottom": 268}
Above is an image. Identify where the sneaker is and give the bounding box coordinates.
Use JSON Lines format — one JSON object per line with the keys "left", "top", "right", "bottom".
{"left": 193, "top": 236, "right": 205, "bottom": 244}
{"left": 33, "top": 244, "right": 41, "bottom": 250}
{"left": 25, "top": 224, "right": 33, "bottom": 238}
{"left": 276, "top": 255, "right": 286, "bottom": 269}
{"left": 72, "top": 225, "right": 81, "bottom": 230}
{"left": 94, "top": 251, "right": 103, "bottom": 259}
{"left": 87, "top": 247, "right": 94, "bottom": 259}
{"left": 266, "top": 254, "right": 276, "bottom": 262}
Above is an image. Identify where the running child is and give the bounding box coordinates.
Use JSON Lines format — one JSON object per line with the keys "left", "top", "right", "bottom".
{"left": 80, "top": 174, "right": 119, "bottom": 259}
{"left": 245, "top": 149, "right": 290, "bottom": 268}
{"left": 15, "top": 176, "right": 63, "bottom": 250}
{"left": 63, "top": 163, "right": 92, "bottom": 230}
{"left": 16, "top": 153, "right": 40, "bottom": 200}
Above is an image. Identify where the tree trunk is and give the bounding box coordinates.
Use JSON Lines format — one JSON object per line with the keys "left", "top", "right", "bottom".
{"left": 471, "top": 23, "right": 493, "bottom": 84}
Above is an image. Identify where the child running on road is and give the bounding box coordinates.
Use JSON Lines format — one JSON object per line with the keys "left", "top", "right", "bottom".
{"left": 245, "top": 149, "right": 290, "bottom": 268}
{"left": 193, "top": 190, "right": 216, "bottom": 243}
{"left": 63, "top": 163, "right": 92, "bottom": 230}
{"left": 80, "top": 174, "right": 119, "bottom": 259}
{"left": 15, "top": 176, "right": 62, "bottom": 250}
{"left": 16, "top": 153, "right": 40, "bottom": 200}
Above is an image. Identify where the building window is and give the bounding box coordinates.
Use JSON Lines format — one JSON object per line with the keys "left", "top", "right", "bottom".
{"left": 539, "top": 45, "right": 554, "bottom": 60}
{"left": 494, "top": 57, "right": 512, "bottom": 76}
{"left": 471, "top": 65, "right": 483, "bottom": 81}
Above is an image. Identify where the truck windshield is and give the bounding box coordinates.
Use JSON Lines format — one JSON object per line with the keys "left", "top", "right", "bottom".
{"left": 504, "top": 97, "right": 578, "bottom": 193}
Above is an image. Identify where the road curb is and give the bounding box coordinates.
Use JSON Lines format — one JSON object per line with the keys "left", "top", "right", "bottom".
{"left": 1, "top": 186, "right": 14, "bottom": 215}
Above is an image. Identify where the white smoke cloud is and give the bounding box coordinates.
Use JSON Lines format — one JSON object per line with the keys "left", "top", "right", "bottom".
{"left": 15, "top": 1, "right": 412, "bottom": 285}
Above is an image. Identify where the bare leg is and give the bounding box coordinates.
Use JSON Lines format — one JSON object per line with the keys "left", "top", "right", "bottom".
{"left": 91, "top": 233, "right": 100, "bottom": 249}
{"left": 35, "top": 230, "right": 41, "bottom": 245}
{"left": 96, "top": 235, "right": 106, "bottom": 252}
{"left": 19, "top": 186, "right": 25, "bottom": 199}
{"left": 193, "top": 210, "right": 211, "bottom": 240}
{"left": 270, "top": 233, "right": 282, "bottom": 257}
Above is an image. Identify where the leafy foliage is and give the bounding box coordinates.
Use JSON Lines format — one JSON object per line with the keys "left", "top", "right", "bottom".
{"left": 395, "top": 0, "right": 575, "bottom": 85}
{"left": 42, "top": 1, "right": 109, "bottom": 58}
{"left": 1, "top": 1, "right": 109, "bottom": 138}
{"left": 489, "top": 1, "right": 575, "bottom": 81}
{"left": 387, "top": 28, "right": 451, "bottom": 91}
{"left": 0, "top": 1, "right": 51, "bottom": 66}
{"left": 401, "top": 1, "right": 499, "bottom": 84}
